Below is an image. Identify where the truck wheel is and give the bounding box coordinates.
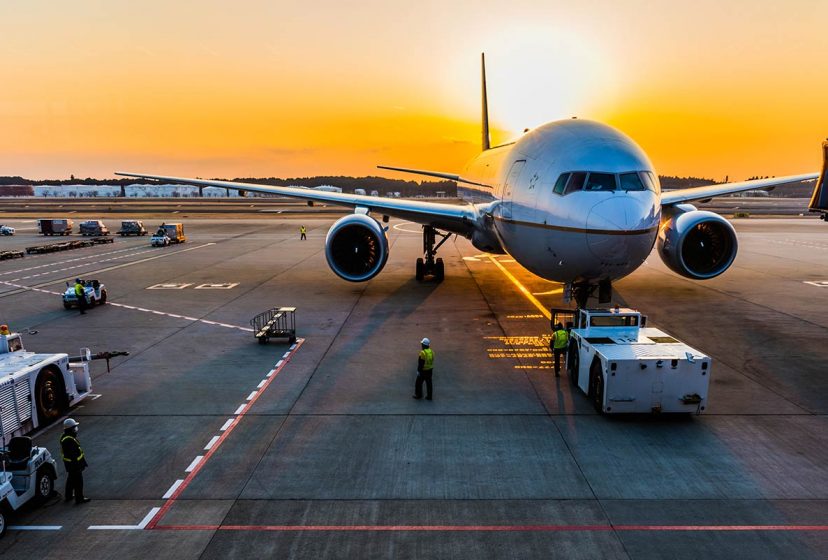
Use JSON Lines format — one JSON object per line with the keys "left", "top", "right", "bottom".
{"left": 63, "top": 302, "right": 72, "bottom": 310}
{"left": 36, "top": 469, "right": 54, "bottom": 500}
{"left": 35, "top": 367, "right": 66, "bottom": 425}
{"left": 590, "top": 360, "right": 605, "bottom": 414}
{"left": 567, "top": 341, "right": 579, "bottom": 388}
{"left": 100, "top": 289, "right": 107, "bottom": 304}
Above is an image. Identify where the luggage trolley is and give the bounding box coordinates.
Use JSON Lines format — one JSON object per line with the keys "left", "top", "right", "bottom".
{"left": 251, "top": 307, "right": 297, "bottom": 344}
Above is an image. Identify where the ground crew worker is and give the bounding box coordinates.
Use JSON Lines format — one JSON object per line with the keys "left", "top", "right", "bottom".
{"left": 300, "top": 225, "right": 307, "bottom": 240}
{"left": 60, "top": 418, "right": 90, "bottom": 504}
{"left": 413, "top": 337, "right": 434, "bottom": 400}
{"left": 0, "top": 324, "right": 9, "bottom": 335}
{"left": 551, "top": 322, "right": 569, "bottom": 377}
{"left": 74, "top": 278, "right": 87, "bottom": 315}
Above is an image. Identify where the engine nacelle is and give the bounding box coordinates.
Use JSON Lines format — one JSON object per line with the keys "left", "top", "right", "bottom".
{"left": 657, "top": 209, "right": 738, "bottom": 280}
{"left": 325, "top": 214, "right": 389, "bottom": 282}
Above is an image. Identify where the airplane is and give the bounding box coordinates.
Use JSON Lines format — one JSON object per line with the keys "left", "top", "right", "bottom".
{"left": 117, "top": 54, "right": 828, "bottom": 309}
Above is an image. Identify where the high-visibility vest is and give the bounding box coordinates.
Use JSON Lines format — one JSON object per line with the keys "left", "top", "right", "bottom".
{"left": 60, "top": 434, "right": 84, "bottom": 463}
{"left": 553, "top": 329, "right": 569, "bottom": 350}
{"left": 419, "top": 348, "right": 434, "bottom": 370}
{"left": 300, "top": 226, "right": 306, "bottom": 233}
{"left": 74, "top": 283, "right": 84, "bottom": 297}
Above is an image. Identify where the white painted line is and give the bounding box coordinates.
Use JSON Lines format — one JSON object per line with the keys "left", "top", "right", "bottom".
{"left": 8, "top": 525, "right": 63, "bottom": 531}
{"left": 266, "top": 368, "right": 277, "bottom": 377}
{"left": 246, "top": 390, "right": 258, "bottom": 401}
{"left": 151, "top": 310, "right": 165, "bottom": 315}
{"left": 282, "top": 352, "right": 291, "bottom": 359}
{"left": 89, "top": 393, "right": 103, "bottom": 400}
{"left": 275, "top": 360, "right": 284, "bottom": 368}
{"left": 257, "top": 379, "right": 267, "bottom": 389}
{"left": 138, "top": 507, "right": 161, "bottom": 529}
{"left": 162, "top": 479, "right": 184, "bottom": 499}
{"left": 185, "top": 456, "right": 204, "bottom": 472}
{"left": 290, "top": 344, "right": 297, "bottom": 350}
{"left": 234, "top": 404, "right": 246, "bottom": 415}
{"left": 220, "top": 418, "right": 234, "bottom": 431}
{"left": 204, "top": 436, "right": 220, "bottom": 450}
{"left": 201, "top": 320, "right": 218, "bottom": 325}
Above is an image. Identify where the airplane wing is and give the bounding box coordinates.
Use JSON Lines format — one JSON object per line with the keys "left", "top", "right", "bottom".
{"left": 660, "top": 173, "right": 818, "bottom": 206}
{"left": 376, "top": 165, "right": 493, "bottom": 189}
{"left": 114, "top": 172, "right": 477, "bottom": 235}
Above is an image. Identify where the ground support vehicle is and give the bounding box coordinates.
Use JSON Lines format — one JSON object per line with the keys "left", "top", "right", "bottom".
{"left": 63, "top": 280, "right": 107, "bottom": 309}
{"left": 117, "top": 220, "right": 147, "bottom": 236}
{"left": 91, "top": 236, "right": 114, "bottom": 245}
{"left": 79, "top": 220, "right": 110, "bottom": 236}
{"left": 154, "top": 223, "right": 185, "bottom": 244}
{"left": 0, "top": 251, "right": 24, "bottom": 261}
{"left": 557, "top": 307, "right": 711, "bottom": 414}
{"left": 251, "top": 307, "right": 297, "bottom": 344}
{"left": 0, "top": 225, "right": 15, "bottom": 236}
{"left": 37, "top": 219, "right": 73, "bottom": 236}
{"left": 0, "top": 437, "right": 58, "bottom": 537}
{"left": 150, "top": 233, "right": 170, "bottom": 247}
{"left": 0, "top": 332, "right": 92, "bottom": 442}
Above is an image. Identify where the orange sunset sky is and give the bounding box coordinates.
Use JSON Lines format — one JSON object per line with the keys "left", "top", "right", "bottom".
{"left": 2, "top": 0, "right": 827, "bottom": 181}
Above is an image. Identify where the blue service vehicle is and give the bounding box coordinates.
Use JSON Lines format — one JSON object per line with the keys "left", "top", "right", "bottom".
{"left": 63, "top": 279, "right": 107, "bottom": 309}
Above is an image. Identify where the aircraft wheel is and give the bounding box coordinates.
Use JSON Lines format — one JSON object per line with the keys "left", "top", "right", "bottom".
{"left": 415, "top": 258, "right": 424, "bottom": 281}
{"left": 435, "top": 258, "right": 444, "bottom": 282}
{"left": 0, "top": 507, "right": 7, "bottom": 538}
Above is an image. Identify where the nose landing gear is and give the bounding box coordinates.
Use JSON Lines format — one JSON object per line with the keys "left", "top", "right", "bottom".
{"left": 416, "top": 226, "right": 451, "bottom": 282}
{"left": 568, "top": 279, "right": 613, "bottom": 309}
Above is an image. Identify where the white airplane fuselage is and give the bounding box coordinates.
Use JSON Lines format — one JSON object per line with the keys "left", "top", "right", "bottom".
{"left": 459, "top": 119, "right": 661, "bottom": 284}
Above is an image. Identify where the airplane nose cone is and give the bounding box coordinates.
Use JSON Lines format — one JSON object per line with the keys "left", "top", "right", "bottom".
{"left": 586, "top": 195, "right": 657, "bottom": 264}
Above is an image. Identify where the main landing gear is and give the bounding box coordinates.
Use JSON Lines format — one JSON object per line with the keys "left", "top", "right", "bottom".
{"left": 416, "top": 226, "right": 450, "bottom": 282}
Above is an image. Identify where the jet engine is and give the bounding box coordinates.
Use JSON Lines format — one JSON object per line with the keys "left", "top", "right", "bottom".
{"left": 657, "top": 208, "right": 738, "bottom": 280}
{"left": 325, "top": 214, "right": 389, "bottom": 282}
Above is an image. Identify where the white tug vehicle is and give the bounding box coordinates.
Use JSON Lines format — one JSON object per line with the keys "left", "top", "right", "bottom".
{"left": 556, "top": 307, "right": 711, "bottom": 414}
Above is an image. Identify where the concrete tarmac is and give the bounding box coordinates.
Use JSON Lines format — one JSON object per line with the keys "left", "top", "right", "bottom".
{"left": 0, "top": 214, "right": 826, "bottom": 559}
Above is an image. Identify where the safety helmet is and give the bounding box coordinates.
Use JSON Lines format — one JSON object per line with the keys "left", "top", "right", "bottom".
{"left": 63, "top": 418, "right": 79, "bottom": 429}
{"left": 421, "top": 338, "right": 430, "bottom": 346}
{"left": 75, "top": 278, "right": 82, "bottom": 283}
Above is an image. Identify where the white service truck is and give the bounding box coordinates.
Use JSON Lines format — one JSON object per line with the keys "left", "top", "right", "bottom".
{"left": 557, "top": 307, "right": 711, "bottom": 414}
{"left": 0, "top": 332, "right": 92, "bottom": 441}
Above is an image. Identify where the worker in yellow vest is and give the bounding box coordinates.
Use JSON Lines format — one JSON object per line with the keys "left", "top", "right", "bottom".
{"left": 551, "top": 322, "right": 569, "bottom": 377}
{"left": 60, "top": 418, "right": 91, "bottom": 504}
{"left": 413, "top": 337, "right": 434, "bottom": 400}
{"left": 299, "top": 225, "right": 307, "bottom": 240}
{"left": 74, "top": 278, "right": 87, "bottom": 315}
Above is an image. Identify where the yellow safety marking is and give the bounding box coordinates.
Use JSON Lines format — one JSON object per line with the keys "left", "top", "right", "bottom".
{"left": 487, "top": 256, "right": 552, "bottom": 320}
{"left": 531, "top": 288, "right": 564, "bottom": 296}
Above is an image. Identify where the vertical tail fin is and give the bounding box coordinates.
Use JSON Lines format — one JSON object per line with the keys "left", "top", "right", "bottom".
{"left": 808, "top": 139, "right": 828, "bottom": 216}
{"left": 481, "top": 53, "right": 491, "bottom": 151}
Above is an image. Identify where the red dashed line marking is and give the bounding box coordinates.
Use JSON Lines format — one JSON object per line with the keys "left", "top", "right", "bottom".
{"left": 145, "top": 340, "right": 305, "bottom": 530}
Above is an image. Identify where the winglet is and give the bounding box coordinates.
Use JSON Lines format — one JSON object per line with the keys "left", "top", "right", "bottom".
{"left": 481, "top": 53, "right": 491, "bottom": 152}
{"left": 808, "top": 139, "right": 828, "bottom": 216}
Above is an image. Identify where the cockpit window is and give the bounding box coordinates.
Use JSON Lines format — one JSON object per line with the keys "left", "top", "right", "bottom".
{"left": 584, "top": 172, "right": 616, "bottom": 192}
{"left": 565, "top": 172, "right": 587, "bottom": 194}
{"left": 553, "top": 173, "right": 570, "bottom": 195}
{"left": 619, "top": 172, "right": 646, "bottom": 191}
{"left": 639, "top": 171, "right": 660, "bottom": 194}
{"left": 554, "top": 170, "right": 660, "bottom": 195}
